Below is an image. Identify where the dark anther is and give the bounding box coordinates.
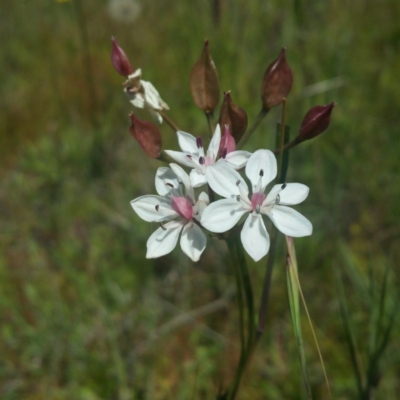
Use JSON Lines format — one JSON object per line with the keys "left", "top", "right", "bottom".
{"left": 187, "top": 195, "right": 195, "bottom": 206}
{"left": 166, "top": 183, "right": 174, "bottom": 187}
{"left": 260, "top": 169, "right": 264, "bottom": 177}
{"left": 155, "top": 205, "right": 160, "bottom": 211}
{"left": 236, "top": 195, "right": 240, "bottom": 202}
{"left": 281, "top": 183, "right": 287, "bottom": 190}
{"left": 160, "top": 222, "right": 167, "bottom": 231}
{"left": 199, "top": 156, "right": 205, "bottom": 165}
{"left": 196, "top": 136, "right": 203, "bottom": 149}
{"left": 236, "top": 180, "right": 241, "bottom": 185}
{"left": 221, "top": 147, "right": 228, "bottom": 159}
{"left": 186, "top": 155, "right": 193, "bottom": 159}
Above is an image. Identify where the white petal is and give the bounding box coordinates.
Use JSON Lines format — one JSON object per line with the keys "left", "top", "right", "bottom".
{"left": 224, "top": 151, "right": 252, "bottom": 169}
{"left": 241, "top": 214, "right": 270, "bottom": 262}
{"left": 206, "top": 162, "right": 248, "bottom": 199}
{"left": 180, "top": 223, "right": 207, "bottom": 262}
{"left": 194, "top": 191, "right": 209, "bottom": 219}
{"left": 131, "top": 195, "right": 177, "bottom": 222}
{"left": 146, "top": 220, "right": 184, "bottom": 258}
{"left": 201, "top": 199, "right": 248, "bottom": 233}
{"left": 265, "top": 183, "right": 309, "bottom": 206}
{"left": 176, "top": 131, "right": 200, "bottom": 154}
{"left": 155, "top": 167, "right": 180, "bottom": 195}
{"left": 190, "top": 168, "right": 207, "bottom": 188}
{"left": 148, "top": 109, "right": 162, "bottom": 124}
{"left": 267, "top": 205, "right": 313, "bottom": 237}
{"left": 164, "top": 150, "right": 198, "bottom": 168}
{"left": 245, "top": 149, "right": 277, "bottom": 191}
{"left": 129, "top": 93, "right": 145, "bottom": 109}
{"left": 141, "top": 80, "right": 162, "bottom": 110}
{"left": 206, "top": 124, "right": 221, "bottom": 161}
{"left": 169, "top": 163, "right": 194, "bottom": 199}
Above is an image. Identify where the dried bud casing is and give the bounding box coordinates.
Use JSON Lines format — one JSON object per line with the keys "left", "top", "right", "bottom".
{"left": 189, "top": 40, "right": 220, "bottom": 113}
{"left": 218, "top": 91, "right": 248, "bottom": 144}
{"left": 111, "top": 37, "right": 133, "bottom": 77}
{"left": 129, "top": 114, "right": 162, "bottom": 158}
{"left": 298, "top": 102, "right": 335, "bottom": 141}
{"left": 261, "top": 48, "right": 293, "bottom": 110}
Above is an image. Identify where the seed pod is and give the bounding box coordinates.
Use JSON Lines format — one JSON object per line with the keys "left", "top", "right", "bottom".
{"left": 218, "top": 91, "right": 248, "bottom": 144}
{"left": 261, "top": 48, "right": 293, "bottom": 110}
{"left": 129, "top": 114, "right": 162, "bottom": 158}
{"left": 189, "top": 40, "right": 220, "bottom": 113}
{"left": 111, "top": 37, "right": 133, "bottom": 77}
{"left": 298, "top": 102, "right": 335, "bottom": 141}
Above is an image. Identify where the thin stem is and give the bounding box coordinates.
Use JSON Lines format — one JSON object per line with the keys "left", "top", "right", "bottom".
{"left": 277, "top": 98, "right": 287, "bottom": 180}
{"left": 237, "top": 108, "right": 269, "bottom": 149}
{"left": 159, "top": 110, "right": 180, "bottom": 132}
{"left": 206, "top": 111, "right": 215, "bottom": 136}
{"left": 272, "top": 136, "right": 301, "bottom": 154}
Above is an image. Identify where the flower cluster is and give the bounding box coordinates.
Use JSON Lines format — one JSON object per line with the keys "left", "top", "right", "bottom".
{"left": 131, "top": 125, "right": 312, "bottom": 262}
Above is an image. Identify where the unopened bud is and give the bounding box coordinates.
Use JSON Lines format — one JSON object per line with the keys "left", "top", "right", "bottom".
{"left": 129, "top": 114, "right": 162, "bottom": 158}
{"left": 261, "top": 48, "right": 293, "bottom": 110}
{"left": 298, "top": 102, "right": 335, "bottom": 141}
{"left": 111, "top": 37, "right": 133, "bottom": 77}
{"left": 218, "top": 91, "right": 248, "bottom": 143}
{"left": 189, "top": 39, "right": 220, "bottom": 113}
{"left": 219, "top": 125, "right": 236, "bottom": 156}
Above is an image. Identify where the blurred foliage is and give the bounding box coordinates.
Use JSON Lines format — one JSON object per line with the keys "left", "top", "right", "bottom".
{"left": 0, "top": 0, "right": 399, "bottom": 398}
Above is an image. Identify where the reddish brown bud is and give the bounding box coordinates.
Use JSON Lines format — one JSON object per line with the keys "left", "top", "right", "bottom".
{"left": 261, "top": 48, "right": 293, "bottom": 110}
{"left": 129, "top": 114, "right": 162, "bottom": 158}
{"left": 189, "top": 40, "right": 220, "bottom": 113}
{"left": 111, "top": 37, "right": 133, "bottom": 77}
{"left": 218, "top": 91, "right": 248, "bottom": 144}
{"left": 298, "top": 102, "right": 335, "bottom": 141}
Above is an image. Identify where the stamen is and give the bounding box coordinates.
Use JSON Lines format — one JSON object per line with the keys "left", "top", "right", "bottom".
{"left": 199, "top": 156, "right": 205, "bottom": 165}
{"left": 186, "top": 195, "right": 195, "bottom": 206}
{"left": 221, "top": 147, "right": 228, "bottom": 159}
{"left": 236, "top": 195, "right": 240, "bottom": 202}
{"left": 160, "top": 222, "right": 167, "bottom": 230}
{"left": 281, "top": 183, "right": 287, "bottom": 190}
{"left": 186, "top": 155, "right": 192, "bottom": 159}
{"left": 236, "top": 180, "right": 241, "bottom": 186}
{"left": 166, "top": 183, "right": 174, "bottom": 188}
{"left": 259, "top": 169, "right": 264, "bottom": 177}
{"left": 196, "top": 136, "right": 203, "bottom": 149}
{"left": 256, "top": 204, "right": 261, "bottom": 214}
{"left": 276, "top": 194, "right": 281, "bottom": 205}
{"left": 155, "top": 205, "right": 159, "bottom": 211}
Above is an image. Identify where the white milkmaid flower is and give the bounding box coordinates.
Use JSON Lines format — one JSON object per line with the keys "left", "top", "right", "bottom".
{"left": 164, "top": 124, "right": 251, "bottom": 188}
{"left": 130, "top": 164, "right": 208, "bottom": 262}
{"left": 201, "top": 149, "right": 312, "bottom": 262}
{"left": 125, "top": 68, "right": 169, "bottom": 124}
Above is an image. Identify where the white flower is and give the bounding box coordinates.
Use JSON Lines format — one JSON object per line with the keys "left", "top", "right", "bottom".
{"left": 125, "top": 68, "right": 169, "bottom": 124}
{"left": 201, "top": 149, "right": 312, "bottom": 262}
{"left": 130, "top": 164, "right": 209, "bottom": 262}
{"left": 164, "top": 124, "right": 251, "bottom": 188}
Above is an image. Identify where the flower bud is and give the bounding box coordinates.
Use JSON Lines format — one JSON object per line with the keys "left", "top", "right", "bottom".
{"left": 261, "top": 48, "right": 293, "bottom": 110}
{"left": 298, "top": 102, "right": 335, "bottom": 141}
{"left": 218, "top": 91, "right": 248, "bottom": 143}
{"left": 189, "top": 39, "right": 220, "bottom": 113}
{"left": 219, "top": 125, "right": 236, "bottom": 157}
{"left": 111, "top": 37, "right": 133, "bottom": 77}
{"left": 129, "top": 114, "right": 162, "bottom": 158}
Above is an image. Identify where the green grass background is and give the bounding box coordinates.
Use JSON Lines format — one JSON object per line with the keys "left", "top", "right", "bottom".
{"left": 1, "top": 0, "right": 399, "bottom": 398}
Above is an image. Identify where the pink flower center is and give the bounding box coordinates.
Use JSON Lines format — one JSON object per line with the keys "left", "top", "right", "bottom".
{"left": 251, "top": 192, "right": 266, "bottom": 211}
{"left": 171, "top": 196, "right": 193, "bottom": 220}
{"left": 219, "top": 125, "right": 236, "bottom": 157}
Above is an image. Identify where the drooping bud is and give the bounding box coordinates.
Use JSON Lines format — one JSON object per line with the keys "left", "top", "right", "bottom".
{"left": 111, "top": 37, "right": 133, "bottom": 77}
{"left": 261, "top": 48, "right": 293, "bottom": 110}
{"left": 189, "top": 39, "right": 220, "bottom": 113}
{"left": 219, "top": 125, "right": 236, "bottom": 157}
{"left": 218, "top": 91, "right": 248, "bottom": 143}
{"left": 129, "top": 114, "right": 162, "bottom": 158}
{"left": 298, "top": 102, "right": 335, "bottom": 142}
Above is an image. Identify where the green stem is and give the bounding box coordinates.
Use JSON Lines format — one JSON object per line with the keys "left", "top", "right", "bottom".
{"left": 237, "top": 108, "right": 269, "bottom": 149}
{"left": 206, "top": 111, "right": 215, "bottom": 136}
{"left": 159, "top": 110, "right": 180, "bottom": 132}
